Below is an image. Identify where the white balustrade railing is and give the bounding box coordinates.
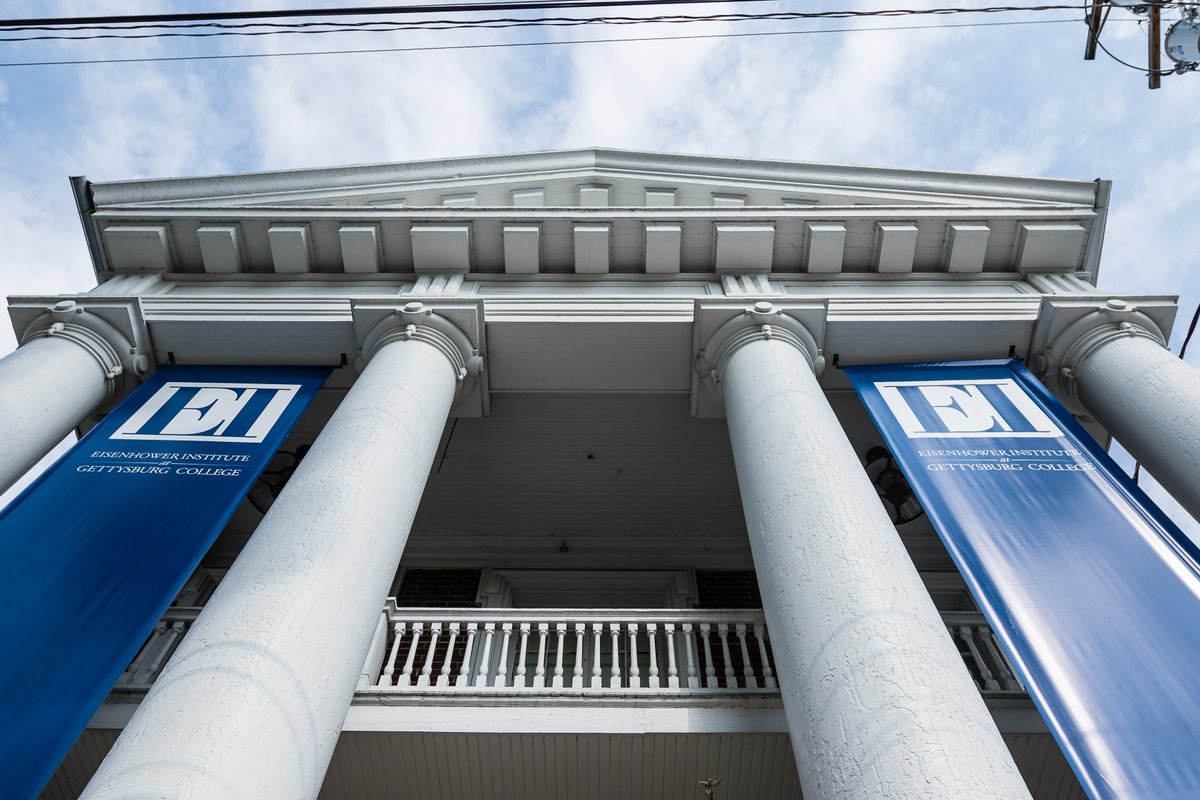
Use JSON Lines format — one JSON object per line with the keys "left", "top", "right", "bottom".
{"left": 113, "top": 605, "right": 1025, "bottom": 701}
{"left": 944, "top": 611, "right": 1025, "bottom": 695}
{"left": 362, "top": 604, "right": 779, "bottom": 693}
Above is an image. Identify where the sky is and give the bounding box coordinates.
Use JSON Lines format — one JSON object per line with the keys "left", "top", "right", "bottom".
{"left": 1, "top": 0, "right": 1198, "bottom": 533}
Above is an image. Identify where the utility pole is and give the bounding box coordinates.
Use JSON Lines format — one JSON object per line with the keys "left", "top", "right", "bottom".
{"left": 1149, "top": 2, "right": 1163, "bottom": 89}
{"left": 1084, "top": 0, "right": 1168, "bottom": 89}
{"left": 1084, "top": 0, "right": 1110, "bottom": 61}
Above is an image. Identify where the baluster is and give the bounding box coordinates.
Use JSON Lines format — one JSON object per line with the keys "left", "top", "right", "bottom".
{"left": 514, "top": 623, "right": 531, "bottom": 688}
{"left": 627, "top": 623, "right": 642, "bottom": 689}
{"left": 146, "top": 620, "right": 187, "bottom": 683}
{"left": 958, "top": 625, "right": 999, "bottom": 691}
{"left": 736, "top": 623, "right": 757, "bottom": 689}
{"left": 978, "top": 626, "right": 1021, "bottom": 691}
{"left": 700, "top": 624, "right": 718, "bottom": 688}
{"left": 378, "top": 622, "right": 405, "bottom": 688}
{"left": 664, "top": 623, "right": 680, "bottom": 689}
{"left": 754, "top": 622, "right": 776, "bottom": 689}
{"left": 682, "top": 623, "right": 699, "bottom": 689}
{"left": 591, "top": 623, "right": 604, "bottom": 689}
{"left": 438, "top": 623, "right": 459, "bottom": 688}
{"left": 552, "top": 623, "right": 566, "bottom": 689}
{"left": 122, "top": 620, "right": 167, "bottom": 684}
{"left": 457, "top": 623, "right": 477, "bottom": 687}
{"left": 399, "top": 622, "right": 424, "bottom": 687}
{"left": 533, "top": 623, "right": 549, "bottom": 689}
{"left": 646, "top": 623, "right": 660, "bottom": 689}
{"left": 494, "top": 623, "right": 514, "bottom": 688}
{"left": 718, "top": 623, "right": 738, "bottom": 688}
{"left": 572, "top": 623, "right": 585, "bottom": 689}
{"left": 475, "top": 623, "right": 495, "bottom": 687}
{"left": 417, "top": 623, "right": 442, "bottom": 687}
{"left": 609, "top": 623, "right": 622, "bottom": 688}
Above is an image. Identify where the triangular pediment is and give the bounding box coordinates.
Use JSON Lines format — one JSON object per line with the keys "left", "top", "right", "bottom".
{"left": 88, "top": 148, "right": 1099, "bottom": 211}
{"left": 83, "top": 149, "right": 1105, "bottom": 282}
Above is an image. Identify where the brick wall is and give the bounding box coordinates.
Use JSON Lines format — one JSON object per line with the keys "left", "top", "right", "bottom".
{"left": 394, "top": 568, "right": 481, "bottom": 607}
{"left": 382, "top": 569, "right": 481, "bottom": 685}
{"left": 695, "top": 569, "right": 763, "bottom": 608}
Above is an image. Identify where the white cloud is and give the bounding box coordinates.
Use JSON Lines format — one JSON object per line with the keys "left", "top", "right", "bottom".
{"left": 72, "top": 65, "right": 236, "bottom": 180}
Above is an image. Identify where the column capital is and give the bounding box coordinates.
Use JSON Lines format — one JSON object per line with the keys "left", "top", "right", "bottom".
{"left": 353, "top": 299, "right": 488, "bottom": 417}
{"left": 691, "top": 299, "right": 827, "bottom": 418}
{"left": 1031, "top": 296, "right": 1173, "bottom": 414}
{"left": 16, "top": 299, "right": 150, "bottom": 404}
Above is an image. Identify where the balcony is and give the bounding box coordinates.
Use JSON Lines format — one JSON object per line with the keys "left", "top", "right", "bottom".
{"left": 114, "top": 603, "right": 1022, "bottom": 701}
{"left": 41, "top": 604, "right": 1086, "bottom": 800}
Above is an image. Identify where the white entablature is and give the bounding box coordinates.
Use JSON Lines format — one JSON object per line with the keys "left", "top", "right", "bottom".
{"left": 77, "top": 148, "right": 1109, "bottom": 281}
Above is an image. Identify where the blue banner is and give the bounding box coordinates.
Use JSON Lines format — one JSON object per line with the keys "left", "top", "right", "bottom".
{"left": 845, "top": 359, "right": 1200, "bottom": 800}
{"left": 0, "top": 365, "right": 329, "bottom": 799}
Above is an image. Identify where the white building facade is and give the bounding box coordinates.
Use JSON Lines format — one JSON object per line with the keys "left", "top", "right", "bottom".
{"left": 6, "top": 149, "right": 1199, "bottom": 800}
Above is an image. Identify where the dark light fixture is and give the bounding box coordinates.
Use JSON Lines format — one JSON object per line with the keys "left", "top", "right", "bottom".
{"left": 863, "top": 445, "right": 925, "bottom": 525}
{"left": 247, "top": 445, "right": 310, "bottom": 514}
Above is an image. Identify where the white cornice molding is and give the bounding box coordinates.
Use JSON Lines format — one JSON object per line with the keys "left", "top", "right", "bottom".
{"left": 94, "top": 205, "right": 1101, "bottom": 281}
{"left": 826, "top": 296, "right": 1042, "bottom": 322}
{"left": 16, "top": 290, "right": 1173, "bottom": 408}
{"left": 86, "top": 148, "right": 1102, "bottom": 209}
{"left": 138, "top": 295, "right": 356, "bottom": 369}
{"left": 91, "top": 205, "right": 1097, "bottom": 223}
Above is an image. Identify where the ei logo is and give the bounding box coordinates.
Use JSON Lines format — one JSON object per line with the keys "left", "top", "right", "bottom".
{"left": 111, "top": 382, "right": 303, "bottom": 444}
{"left": 875, "top": 379, "right": 1063, "bottom": 439}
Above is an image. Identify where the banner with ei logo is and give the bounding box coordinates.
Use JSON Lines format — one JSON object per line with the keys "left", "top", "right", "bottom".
{"left": 0, "top": 365, "right": 329, "bottom": 799}
{"left": 845, "top": 359, "right": 1200, "bottom": 800}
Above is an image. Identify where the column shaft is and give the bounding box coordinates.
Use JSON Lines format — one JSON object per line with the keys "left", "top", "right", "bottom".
{"left": 80, "top": 337, "right": 459, "bottom": 800}
{"left": 1074, "top": 334, "right": 1200, "bottom": 523}
{"left": 0, "top": 337, "right": 110, "bottom": 495}
{"left": 721, "top": 338, "right": 1031, "bottom": 800}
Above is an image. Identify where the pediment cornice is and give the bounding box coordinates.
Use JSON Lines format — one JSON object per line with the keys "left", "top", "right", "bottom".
{"left": 85, "top": 148, "right": 1102, "bottom": 210}
{"left": 74, "top": 149, "right": 1109, "bottom": 286}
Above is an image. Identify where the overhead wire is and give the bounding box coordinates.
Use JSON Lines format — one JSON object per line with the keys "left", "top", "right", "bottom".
{"left": 1179, "top": 304, "right": 1200, "bottom": 361}
{"left": 8, "top": 0, "right": 1166, "bottom": 29}
{"left": 0, "top": 4, "right": 1099, "bottom": 42}
{"left": 1093, "top": 30, "right": 1177, "bottom": 74}
{"left": 0, "top": 0, "right": 796, "bottom": 29}
{"left": 0, "top": 17, "right": 1083, "bottom": 68}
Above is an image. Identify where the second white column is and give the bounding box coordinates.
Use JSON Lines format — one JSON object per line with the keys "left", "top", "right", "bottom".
{"left": 720, "top": 333, "right": 1032, "bottom": 800}
{"left": 81, "top": 329, "right": 461, "bottom": 800}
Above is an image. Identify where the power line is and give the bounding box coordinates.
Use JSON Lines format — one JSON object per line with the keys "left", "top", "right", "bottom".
{"left": 0, "top": 17, "right": 1081, "bottom": 69}
{"left": 1093, "top": 27, "right": 1176, "bottom": 75}
{"left": 1179, "top": 303, "right": 1200, "bottom": 361}
{"left": 0, "top": 5, "right": 1096, "bottom": 43}
{"left": 0, "top": 0, "right": 787, "bottom": 29}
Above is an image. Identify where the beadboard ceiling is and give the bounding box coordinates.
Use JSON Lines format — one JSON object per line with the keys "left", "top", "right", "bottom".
{"left": 42, "top": 727, "right": 1083, "bottom": 800}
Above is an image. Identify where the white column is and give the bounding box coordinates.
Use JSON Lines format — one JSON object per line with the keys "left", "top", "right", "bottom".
{"left": 717, "top": 322, "right": 1031, "bottom": 799}
{"left": 0, "top": 332, "right": 115, "bottom": 495}
{"left": 1071, "top": 332, "right": 1200, "bottom": 522}
{"left": 80, "top": 324, "right": 463, "bottom": 800}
